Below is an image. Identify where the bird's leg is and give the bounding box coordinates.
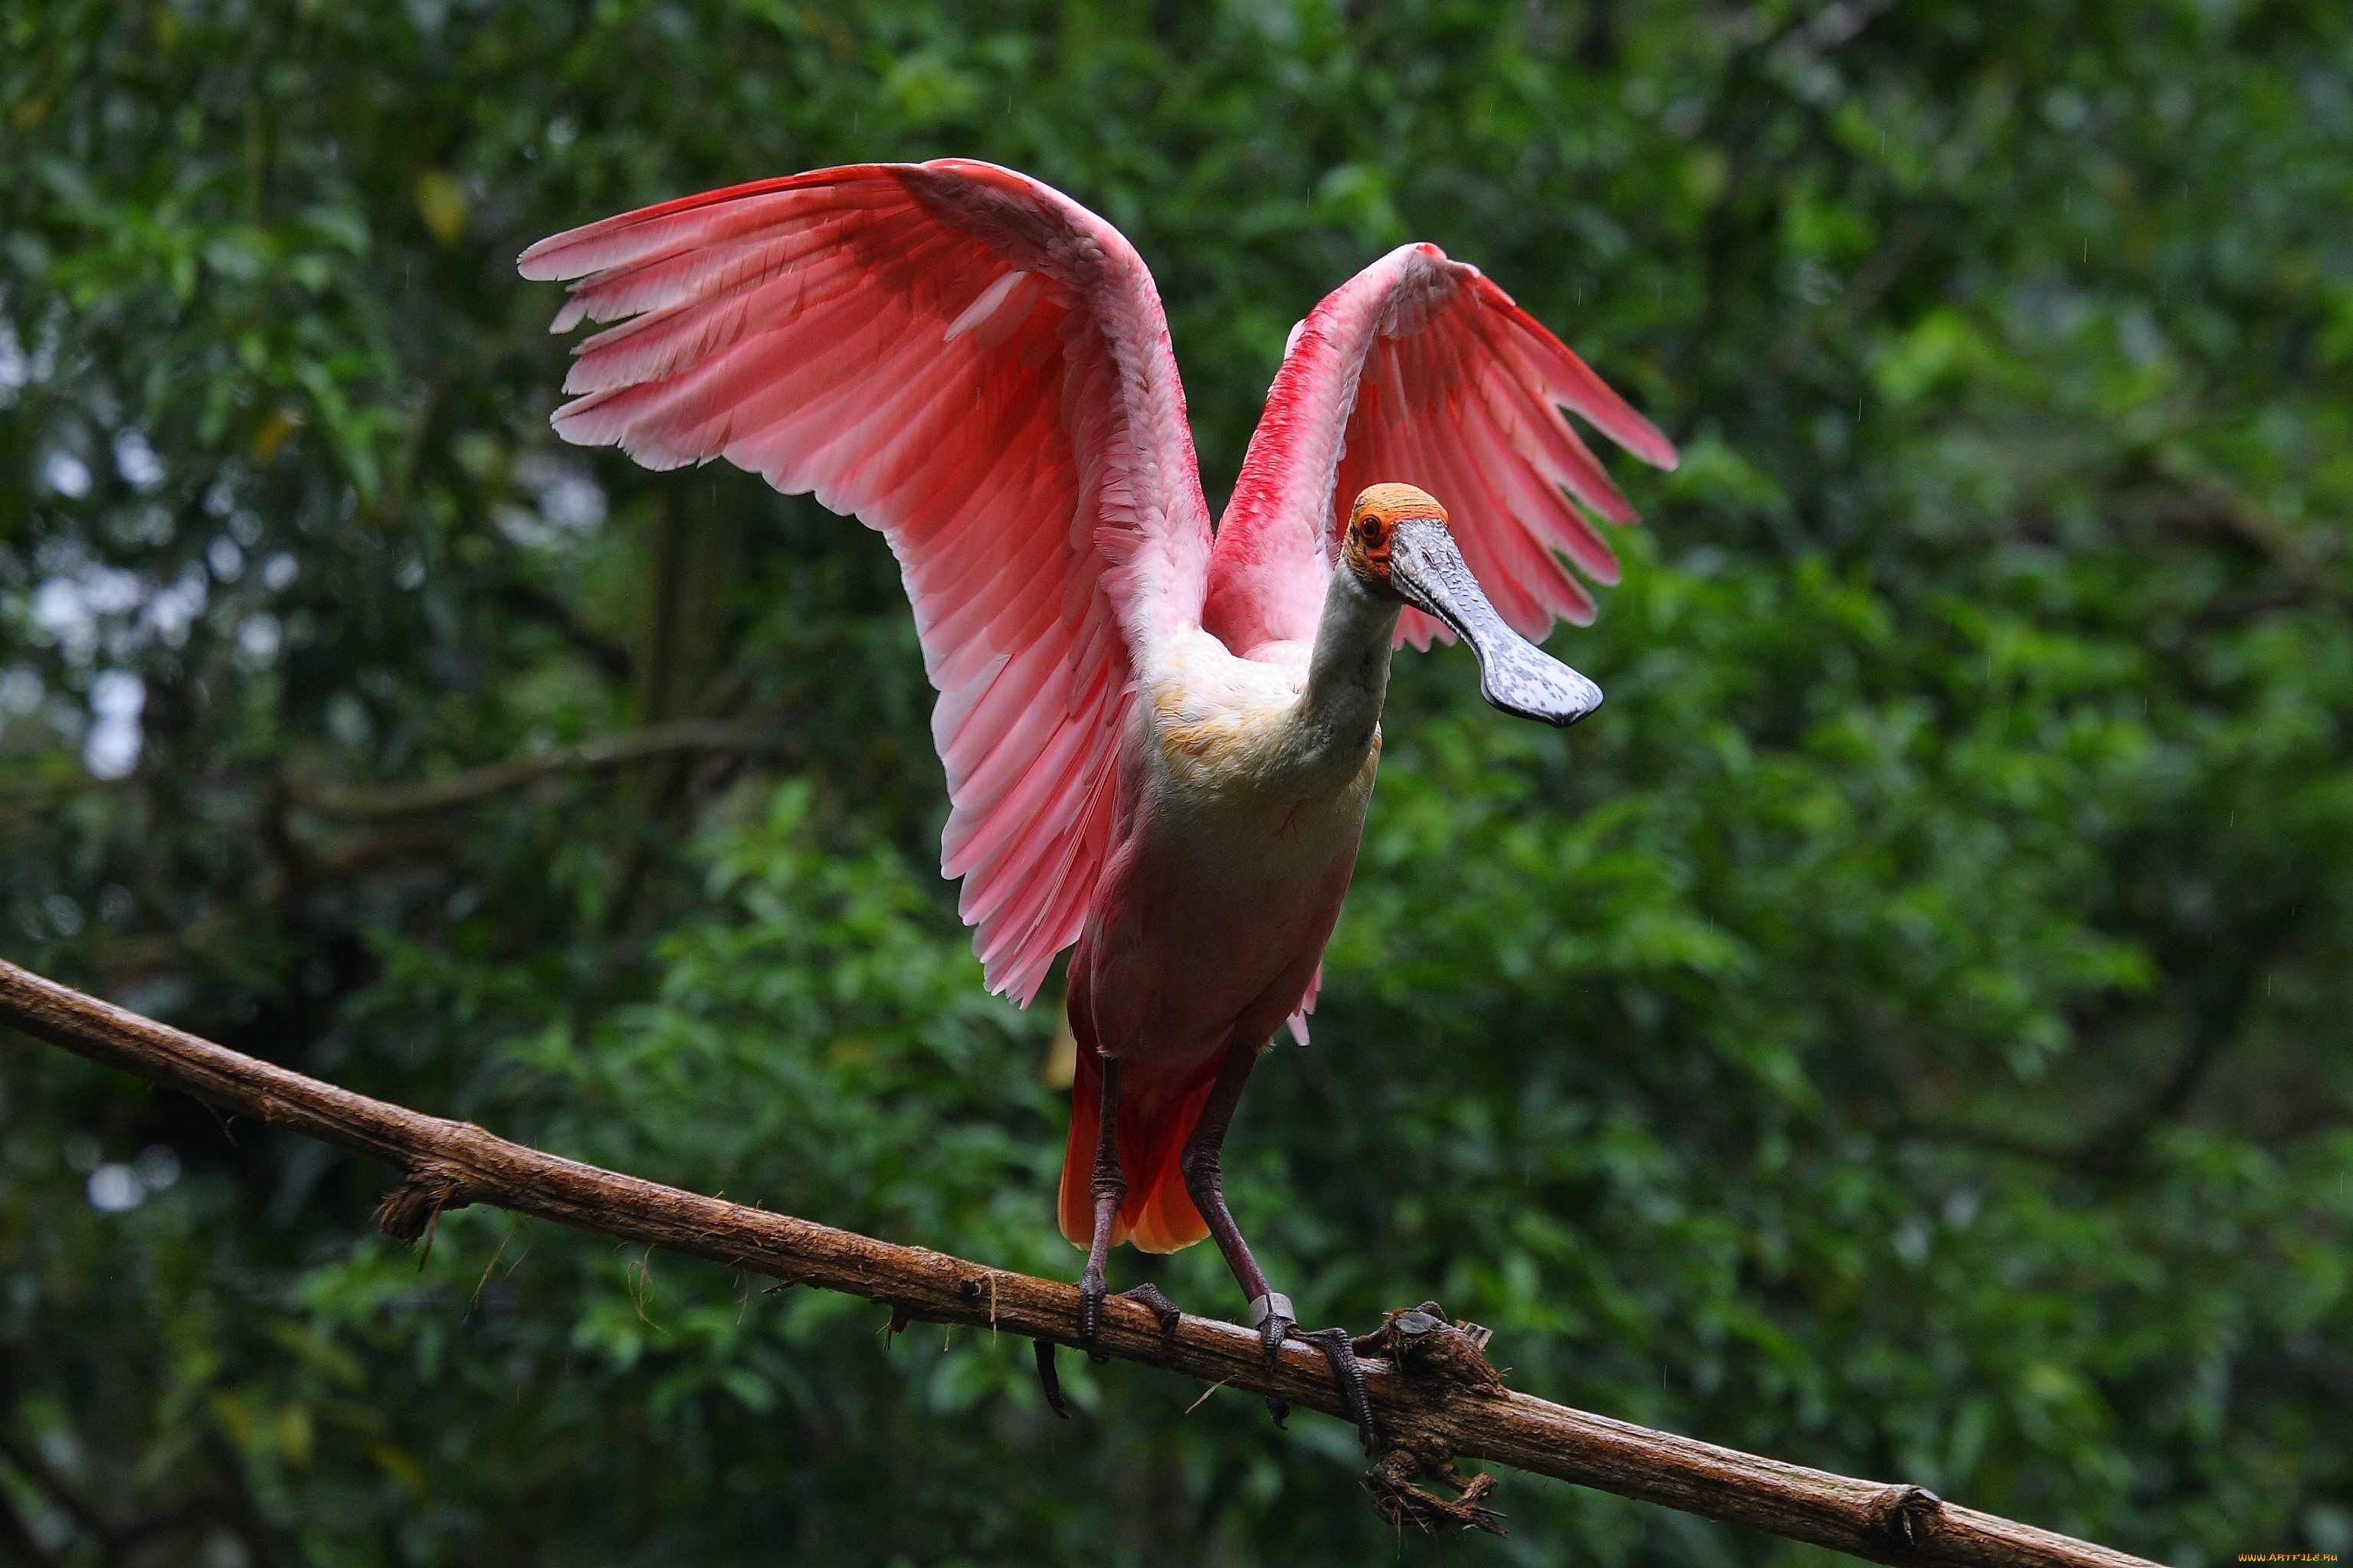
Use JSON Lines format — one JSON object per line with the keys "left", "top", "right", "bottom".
{"left": 1032, "top": 1053, "right": 1131, "bottom": 1415}
{"left": 1178, "top": 1043, "right": 1279, "bottom": 1356}
{"left": 1077, "top": 1052, "right": 1126, "bottom": 1363}
{"left": 1178, "top": 1043, "right": 1296, "bottom": 1426}
{"left": 1037, "top": 1059, "right": 1181, "bottom": 1413}
{"left": 1178, "top": 1039, "right": 1381, "bottom": 1449}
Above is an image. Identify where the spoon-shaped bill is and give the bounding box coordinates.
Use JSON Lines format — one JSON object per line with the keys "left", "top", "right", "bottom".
{"left": 1386, "top": 519, "right": 1604, "bottom": 728}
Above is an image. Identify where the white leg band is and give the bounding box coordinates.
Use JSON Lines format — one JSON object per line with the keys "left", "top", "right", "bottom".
{"left": 1247, "top": 1292, "right": 1295, "bottom": 1328}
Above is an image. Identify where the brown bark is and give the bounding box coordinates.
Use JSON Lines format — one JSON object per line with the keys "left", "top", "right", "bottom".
{"left": 1, "top": 957, "right": 2155, "bottom": 1568}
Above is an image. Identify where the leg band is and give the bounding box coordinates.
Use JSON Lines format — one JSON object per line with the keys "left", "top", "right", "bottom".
{"left": 1247, "top": 1291, "right": 1295, "bottom": 1328}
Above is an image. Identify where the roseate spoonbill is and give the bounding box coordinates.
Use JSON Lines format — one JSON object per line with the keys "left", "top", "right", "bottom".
{"left": 520, "top": 159, "right": 1674, "bottom": 1448}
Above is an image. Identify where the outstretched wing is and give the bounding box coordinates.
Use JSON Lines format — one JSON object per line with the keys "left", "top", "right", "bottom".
{"left": 520, "top": 161, "right": 1213, "bottom": 1003}
{"left": 1204, "top": 243, "right": 1675, "bottom": 659}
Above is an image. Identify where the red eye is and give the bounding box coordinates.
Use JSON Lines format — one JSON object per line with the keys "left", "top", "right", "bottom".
{"left": 1360, "top": 517, "right": 1385, "bottom": 545}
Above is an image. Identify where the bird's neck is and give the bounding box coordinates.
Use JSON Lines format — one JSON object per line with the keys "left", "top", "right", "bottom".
{"left": 1283, "top": 564, "right": 1402, "bottom": 796}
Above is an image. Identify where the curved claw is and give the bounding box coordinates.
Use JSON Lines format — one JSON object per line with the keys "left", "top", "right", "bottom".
{"left": 1033, "top": 1338, "right": 1070, "bottom": 1419}
{"left": 1119, "top": 1282, "right": 1183, "bottom": 1343}
{"left": 1257, "top": 1307, "right": 1295, "bottom": 1426}
{"left": 1295, "top": 1326, "right": 1379, "bottom": 1455}
{"left": 1258, "top": 1308, "right": 1293, "bottom": 1371}
{"left": 1249, "top": 1291, "right": 1296, "bottom": 1370}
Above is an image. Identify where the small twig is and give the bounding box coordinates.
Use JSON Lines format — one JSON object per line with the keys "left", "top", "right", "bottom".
{"left": 0, "top": 1425, "right": 249, "bottom": 1561}
{"left": 1184, "top": 1377, "right": 1233, "bottom": 1415}
{"left": 0, "top": 1427, "right": 111, "bottom": 1545}
{"left": 0, "top": 1486, "right": 50, "bottom": 1566}
{"left": 470, "top": 1226, "right": 518, "bottom": 1319}
{"left": 0, "top": 957, "right": 2158, "bottom": 1568}
{"left": 490, "top": 579, "right": 633, "bottom": 680}
{"left": 630, "top": 1246, "right": 664, "bottom": 1332}
{"left": 283, "top": 719, "right": 772, "bottom": 818}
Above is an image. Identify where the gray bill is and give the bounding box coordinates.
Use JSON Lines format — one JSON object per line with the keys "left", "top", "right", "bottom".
{"left": 1387, "top": 519, "right": 1604, "bottom": 728}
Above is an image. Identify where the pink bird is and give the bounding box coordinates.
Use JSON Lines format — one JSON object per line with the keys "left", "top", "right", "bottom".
{"left": 520, "top": 159, "right": 1675, "bottom": 1447}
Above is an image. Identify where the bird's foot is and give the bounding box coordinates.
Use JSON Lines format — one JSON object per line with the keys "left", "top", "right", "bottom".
{"left": 1292, "top": 1325, "right": 1379, "bottom": 1455}
{"left": 1077, "top": 1266, "right": 1110, "bottom": 1363}
{"left": 1080, "top": 1275, "right": 1180, "bottom": 1363}
{"left": 1033, "top": 1337, "right": 1069, "bottom": 1420}
{"left": 1248, "top": 1291, "right": 1295, "bottom": 1426}
{"left": 1040, "top": 1283, "right": 1181, "bottom": 1421}
{"left": 1119, "top": 1282, "right": 1183, "bottom": 1342}
{"left": 1243, "top": 1295, "right": 1375, "bottom": 1448}
{"left": 1249, "top": 1291, "right": 1294, "bottom": 1367}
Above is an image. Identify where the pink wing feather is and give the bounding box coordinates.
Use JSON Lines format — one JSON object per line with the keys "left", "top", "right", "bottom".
{"left": 519, "top": 162, "right": 1214, "bottom": 1003}
{"left": 1205, "top": 243, "right": 1676, "bottom": 658}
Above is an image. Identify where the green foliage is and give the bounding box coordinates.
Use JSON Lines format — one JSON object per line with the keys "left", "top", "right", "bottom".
{"left": 3, "top": 2, "right": 2348, "bottom": 1564}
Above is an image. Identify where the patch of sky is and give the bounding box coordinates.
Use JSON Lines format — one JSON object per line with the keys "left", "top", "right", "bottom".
{"left": 31, "top": 551, "right": 144, "bottom": 663}
{"left": 41, "top": 449, "right": 92, "bottom": 498}
{"left": 87, "top": 1147, "right": 180, "bottom": 1213}
{"left": 0, "top": 313, "right": 25, "bottom": 407}
{"left": 143, "top": 565, "right": 208, "bottom": 648}
{"left": 236, "top": 614, "right": 282, "bottom": 661}
{"left": 113, "top": 428, "right": 165, "bottom": 489}
{"left": 494, "top": 451, "right": 607, "bottom": 548}
{"left": 84, "top": 669, "right": 146, "bottom": 779}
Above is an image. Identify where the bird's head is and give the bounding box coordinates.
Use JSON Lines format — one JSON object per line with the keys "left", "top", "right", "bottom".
{"left": 1343, "top": 482, "right": 1605, "bottom": 728}
{"left": 1339, "top": 482, "right": 1434, "bottom": 590}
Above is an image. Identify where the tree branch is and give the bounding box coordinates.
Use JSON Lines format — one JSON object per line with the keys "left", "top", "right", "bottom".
{"left": 0, "top": 1426, "right": 105, "bottom": 1550}
{"left": 0, "top": 957, "right": 2155, "bottom": 1568}
{"left": 0, "top": 1423, "right": 257, "bottom": 1566}
{"left": 280, "top": 719, "right": 771, "bottom": 818}
{"left": 490, "top": 579, "right": 634, "bottom": 681}
{"left": 0, "top": 1486, "right": 51, "bottom": 1567}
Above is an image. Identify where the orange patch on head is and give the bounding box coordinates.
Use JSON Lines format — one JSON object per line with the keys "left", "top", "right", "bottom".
{"left": 1343, "top": 483, "right": 1446, "bottom": 592}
